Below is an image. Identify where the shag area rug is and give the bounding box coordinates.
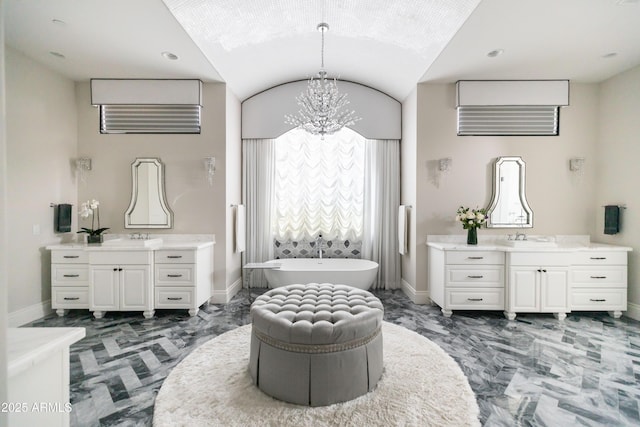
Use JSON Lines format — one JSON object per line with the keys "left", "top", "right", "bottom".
{"left": 153, "top": 321, "right": 480, "bottom": 427}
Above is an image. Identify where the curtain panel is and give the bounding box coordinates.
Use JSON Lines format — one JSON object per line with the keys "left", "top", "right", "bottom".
{"left": 363, "top": 139, "right": 401, "bottom": 290}
{"left": 242, "top": 139, "right": 276, "bottom": 287}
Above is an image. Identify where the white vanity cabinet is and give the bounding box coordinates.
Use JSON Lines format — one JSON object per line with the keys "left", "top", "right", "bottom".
{"left": 88, "top": 251, "right": 154, "bottom": 319}
{"left": 428, "top": 248, "right": 505, "bottom": 317}
{"left": 570, "top": 251, "right": 627, "bottom": 318}
{"left": 427, "top": 237, "right": 631, "bottom": 321}
{"left": 51, "top": 249, "right": 90, "bottom": 316}
{"left": 154, "top": 245, "right": 213, "bottom": 316}
{"left": 506, "top": 252, "right": 571, "bottom": 320}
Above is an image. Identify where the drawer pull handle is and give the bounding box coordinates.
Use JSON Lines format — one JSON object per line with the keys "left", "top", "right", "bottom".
{"left": 63, "top": 274, "right": 80, "bottom": 278}
{"left": 467, "top": 256, "right": 484, "bottom": 260}
{"left": 590, "top": 298, "right": 606, "bottom": 302}
{"left": 467, "top": 275, "right": 484, "bottom": 279}
{"left": 590, "top": 276, "right": 607, "bottom": 279}
{"left": 63, "top": 297, "right": 80, "bottom": 301}
{"left": 63, "top": 255, "right": 79, "bottom": 258}
{"left": 167, "top": 297, "right": 183, "bottom": 301}
{"left": 590, "top": 257, "right": 606, "bottom": 260}
{"left": 167, "top": 274, "right": 183, "bottom": 278}
{"left": 167, "top": 255, "right": 183, "bottom": 259}
{"left": 467, "top": 298, "right": 484, "bottom": 302}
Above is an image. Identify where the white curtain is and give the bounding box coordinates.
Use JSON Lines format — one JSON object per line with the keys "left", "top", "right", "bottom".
{"left": 363, "top": 139, "right": 401, "bottom": 289}
{"left": 274, "top": 128, "right": 364, "bottom": 242}
{"left": 243, "top": 139, "right": 276, "bottom": 287}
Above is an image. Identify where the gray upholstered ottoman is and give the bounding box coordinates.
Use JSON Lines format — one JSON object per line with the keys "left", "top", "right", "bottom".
{"left": 249, "top": 283, "right": 384, "bottom": 407}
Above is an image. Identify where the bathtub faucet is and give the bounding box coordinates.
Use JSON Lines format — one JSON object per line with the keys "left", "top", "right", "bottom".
{"left": 316, "top": 234, "right": 324, "bottom": 259}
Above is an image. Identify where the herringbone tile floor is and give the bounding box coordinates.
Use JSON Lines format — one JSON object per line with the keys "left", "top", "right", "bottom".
{"left": 27, "top": 290, "right": 640, "bottom": 426}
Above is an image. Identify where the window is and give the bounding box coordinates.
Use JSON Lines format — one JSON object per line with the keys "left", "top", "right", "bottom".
{"left": 273, "top": 127, "right": 365, "bottom": 242}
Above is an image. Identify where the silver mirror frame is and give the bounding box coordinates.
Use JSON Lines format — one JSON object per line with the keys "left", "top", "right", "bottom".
{"left": 125, "top": 158, "right": 173, "bottom": 229}
{"left": 486, "top": 156, "right": 533, "bottom": 228}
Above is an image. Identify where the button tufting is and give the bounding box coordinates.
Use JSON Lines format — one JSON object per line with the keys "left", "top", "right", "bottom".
{"left": 251, "top": 283, "right": 383, "bottom": 345}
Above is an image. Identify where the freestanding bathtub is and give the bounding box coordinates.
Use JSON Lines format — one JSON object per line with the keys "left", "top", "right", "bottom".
{"left": 263, "top": 258, "right": 379, "bottom": 290}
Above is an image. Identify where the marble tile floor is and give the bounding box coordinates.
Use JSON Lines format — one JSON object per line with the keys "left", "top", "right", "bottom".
{"left": 26, "top": 290, "right": 640, "bottom": 427}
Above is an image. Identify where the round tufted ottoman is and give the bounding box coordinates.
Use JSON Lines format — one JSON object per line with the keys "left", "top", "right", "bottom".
{"left": 249, "top": 283, "right": 384, "bottom": 407}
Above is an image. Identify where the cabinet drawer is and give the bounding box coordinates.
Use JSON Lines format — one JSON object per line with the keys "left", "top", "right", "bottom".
{"left": 52, "top": 265, "right": 89, "bottom": 286}
{"left": 155, "top": 265, "right": 196, "bottom": 286}
{"left": 509, "top": 252, "right": 571, "bottom": 266}
{"left": 571, "top": 289, "right": 626, "bottom": 310}
{"left": 446, "top": 288, "right": 504, "bottom": 310}
{"left": 446, "top": 266, "right": 504, "bottom": 287}
{"left": 52, "top": 287, "right": 89, "bottom": 308}
{"left": 155, "top": 250, "right": 195, "bottom": 264}
{"left": 155, "top": 288, "right": 195, "bottom": 308}
{"left": 445, "top": 251, "right": 504, "bottom": 265}
{"left": 89, "top": 251, "right": 152, "bottom": 265}
{"left": 51, "top": 250, "right": 88, "bottom": 264}
{"left": 571, "top": 266, "right": 626, "bottom": 288}
{"left": 570, "top": 251, "right": 627, "bottom": 265}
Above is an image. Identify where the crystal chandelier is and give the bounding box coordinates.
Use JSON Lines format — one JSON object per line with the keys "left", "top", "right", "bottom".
{"left": 285, "top": 22, "right": 360, "bottom": 137}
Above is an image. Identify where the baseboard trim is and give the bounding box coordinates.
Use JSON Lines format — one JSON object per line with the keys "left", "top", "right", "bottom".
{"left": 210, "top": 277, "right": 243, "bottom": 304}
{"left": 400, "top": 279, "right": 430, "bottom": 305}
{"left": 625, "top": 302, "right": 640, "bottom": 321}
{"left": 9, "top": 299, "right": 53, "bottom": 327}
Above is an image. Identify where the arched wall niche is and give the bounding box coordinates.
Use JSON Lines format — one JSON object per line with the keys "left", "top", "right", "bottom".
{"left": 242, "top": 80, "right": 401, "bottom": 140}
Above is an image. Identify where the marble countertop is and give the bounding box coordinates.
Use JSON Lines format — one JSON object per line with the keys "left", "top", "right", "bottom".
{"left": 8, "top": 327, "right": 86, "bottom": 378}
{"left": 426, "top": 235, "right": 633, "bottom": 252}
{"left": 46, "top": 234, "right": 216, "bottom": 251}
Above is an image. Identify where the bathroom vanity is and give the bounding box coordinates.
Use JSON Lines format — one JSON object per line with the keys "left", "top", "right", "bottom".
{"left": 48, "top": 235, "right": 214, "bottom": 318}
{"left": 427, "top": 235, "right": 632, "bottom": 320}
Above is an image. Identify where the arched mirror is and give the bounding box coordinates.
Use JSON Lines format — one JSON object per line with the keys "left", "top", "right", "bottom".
{"left": 486, "top": 156, "right": 533, "bottom": 228}
{"left": 125, "top": 158, "right": 173, "bottom": 228}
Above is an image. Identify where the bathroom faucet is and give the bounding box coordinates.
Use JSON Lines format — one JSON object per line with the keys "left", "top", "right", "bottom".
{"left": 316, "top": 234, "right": 324, "bottom": 259}
{"left": 515, "top": 231, "right": 527, "bottom": 241}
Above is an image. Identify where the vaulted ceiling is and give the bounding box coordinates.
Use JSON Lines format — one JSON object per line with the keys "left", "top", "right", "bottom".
{"left": 5, "top": 0, "right": 640, "bottom": 101}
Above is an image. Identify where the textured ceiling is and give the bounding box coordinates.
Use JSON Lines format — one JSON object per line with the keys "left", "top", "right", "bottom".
{"left": 163, "top": 0, "right": 481, "bottom": 99}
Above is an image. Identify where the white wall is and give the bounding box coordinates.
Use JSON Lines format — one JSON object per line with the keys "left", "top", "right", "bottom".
{"left": 405, "top": 82, "right": 600, "bottom": 297}
{"left": 596, "top": 65, "right": 640, "bottom": 312}
{"left": 6, "top": 47, "right": 78, "bottom": 316}
{"left": 225, "top": 86, "right": 242, "bottom": 297}
{"left": 400, "top": 88, "right": 420, "bottom": 300}
{"left": 1, "top": 0, "right": 10, "bottom": 415}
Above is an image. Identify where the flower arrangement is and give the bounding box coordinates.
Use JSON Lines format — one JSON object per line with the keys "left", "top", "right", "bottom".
{"left": 455, "top": 206, "right": 487, "bottom": 229}
{"left": 78, "top": 199, "right": 109, "bottom": 242}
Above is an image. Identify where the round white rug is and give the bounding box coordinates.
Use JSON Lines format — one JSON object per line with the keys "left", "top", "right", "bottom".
{"left": 153, "top": 322, "right": 480, "bottom": 427}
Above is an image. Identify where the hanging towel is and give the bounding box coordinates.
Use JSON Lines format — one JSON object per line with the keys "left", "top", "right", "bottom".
{"left": 235, "top": 204, "right": 246, "bottom": 253}
{"left": 398, "top": 205, "right": 408, "bottom": 255}
{"left": 56, "top": 203, "right": 72, "bottom": 233}
{"left": 604, "top": 205, "right": 620, "bottom": 235}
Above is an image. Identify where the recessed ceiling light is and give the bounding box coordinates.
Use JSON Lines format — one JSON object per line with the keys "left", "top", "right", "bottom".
{"left": 487, "top": 49, "right": 504, "bottom": 58}
{"left": 602, "top": 52, "right": 618, "bottom": 58}
{"left": 49, "top": 51, "right": 66, "bottom": 59}
{"left": 161, "top": 51, "right": 179, "bottom": 60}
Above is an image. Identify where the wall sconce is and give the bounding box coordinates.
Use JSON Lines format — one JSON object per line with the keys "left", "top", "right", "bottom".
{"left": 75, "top": 157, "right": 92, "bottom": 184}
{"left": 438, "top": 157, "right": 452, "bottom": 172}
{"left": 204, "top": 157, "right": 216, "bottom": 186}
{"left": 569, "top": 157, "right": 585, "bottom": 172}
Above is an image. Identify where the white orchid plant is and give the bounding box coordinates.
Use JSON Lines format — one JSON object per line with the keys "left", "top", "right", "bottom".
{"left": 78, "top": 199, "right": 109, "bottom": 236}
{"left": 455, "top": 206, "right": 488, "bottom": 230}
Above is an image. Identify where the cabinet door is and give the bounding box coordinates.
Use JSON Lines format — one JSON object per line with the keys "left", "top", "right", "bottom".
{"left": 120, "top": 265, "right": 151, "bottom": 311}
{"left": 90, "top": 266, "right": 119, "bottom": 310}
{"left": 541, "top": 267, "right": 569, "bottom": 312}
{"left": 509, "top": 267, "right": 539, "bottom": 312}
